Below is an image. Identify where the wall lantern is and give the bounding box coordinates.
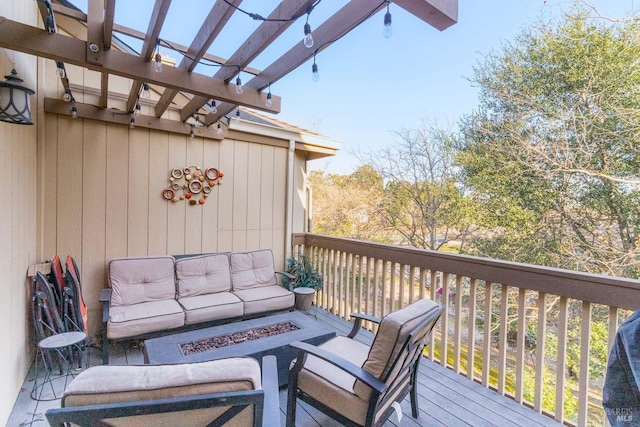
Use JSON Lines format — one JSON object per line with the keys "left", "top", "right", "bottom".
{"left": 0, "top": 69, "right": 35, "bottom": 125}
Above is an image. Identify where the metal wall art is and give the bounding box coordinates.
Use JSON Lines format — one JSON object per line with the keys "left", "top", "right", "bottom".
{"left": 162, "top": 166, "right": 224, "bottom": 205}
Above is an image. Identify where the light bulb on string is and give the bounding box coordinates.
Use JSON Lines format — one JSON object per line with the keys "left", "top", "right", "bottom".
{"left": 383, "top": 1, "right": 392, "bottom": 39}
{"left": 190, "top": 125, "right": 195, "bottom": 139}
{"left": 236, "top": 108, "right": 241, "bottom": 118}
{"left": 142, "top": 83, "right": 150, "bottom": 98}
{"left": 71, "top": 105, "right": 78, "bottom": 118}
{"left": 303, "top": 21, "right": 314, "bottom": 48}
{"left": 194, "top": 113, "right": 202, "bottom": 127}
{"left": 312, "top": 54, "right": 319, "bottom": 82}
{"left": 265, "top": 83, "right": 273, "bottom": 107}
{"left": 134, "top": 103, "right": 141, "bottom": 116}
{"left": 209, "top": 100, "right": 217, "bottom": 114}
{"left": 129, "top": 116, "right": 135, "bottom": 128}
{"left": 56, "top": 62, "right": 66, "bottom": 78}
{"left": 217, "top": 122, "right": 223, "bottom": 134}
{"left": 154, "top": 52, "right": 163, "bottom": 73}
{"left": 63, "top": 89, "right": 73, "bottom": 103}
{"left": 235, "top": 76, "right": 243, "bottom": 94}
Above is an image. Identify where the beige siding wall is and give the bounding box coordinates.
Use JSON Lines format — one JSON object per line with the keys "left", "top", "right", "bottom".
{"left": 0, "top": 2, "right": 39, "bottom": 425}
{"left": 42, "top": 116, "right": 293, "bottom": 336}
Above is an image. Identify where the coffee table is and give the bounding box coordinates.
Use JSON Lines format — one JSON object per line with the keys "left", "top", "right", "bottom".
{"left": 143, "top": 311, "right": 335, "bottom": 386}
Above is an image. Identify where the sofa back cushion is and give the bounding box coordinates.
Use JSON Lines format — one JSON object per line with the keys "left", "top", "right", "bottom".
{"left": 109, "top": 256, "right": 176, "bottom": 307}
{"left": 176, "top": 254, "right": 231, "bottom": 298}
{"left": 230, "top": 250, "right": 277, "bottom": 291}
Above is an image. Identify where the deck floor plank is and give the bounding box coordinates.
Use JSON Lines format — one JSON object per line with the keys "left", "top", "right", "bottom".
{"left": 10, "top": 308, "right": 563, "bottom": 426}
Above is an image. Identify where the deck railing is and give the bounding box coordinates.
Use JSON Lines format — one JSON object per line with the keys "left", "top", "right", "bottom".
{"left": 291, "top": 233, "right": 640, "bottom": 427}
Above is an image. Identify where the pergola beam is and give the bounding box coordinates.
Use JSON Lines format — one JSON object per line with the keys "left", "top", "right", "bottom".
{"left": 181, "top": 0, "right": 318, "bottom": 123}
{"left": 126, "top": 0, "right": 173, "bottom": 113}
{"left": 0, "top": 17, "right": 281, "bottom": 114}
{"left": 206, "top": 0, "right": 386, "bottom": 124}
{"left": 155, "top": 0, "right": 241, "bottom": 118}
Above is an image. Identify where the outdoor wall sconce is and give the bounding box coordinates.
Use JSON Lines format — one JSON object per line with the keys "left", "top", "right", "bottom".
{"left": 0, "top": 69, "right": 35, "bottom": 125}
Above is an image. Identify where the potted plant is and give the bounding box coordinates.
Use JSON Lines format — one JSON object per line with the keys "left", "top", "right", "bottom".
{"left": 282, "top": 255, "right": 323, "bottom": 311}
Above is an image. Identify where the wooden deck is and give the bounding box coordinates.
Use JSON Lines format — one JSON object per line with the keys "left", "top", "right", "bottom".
{"left": 9, "top": 309, "right": 562, "bottom": 426}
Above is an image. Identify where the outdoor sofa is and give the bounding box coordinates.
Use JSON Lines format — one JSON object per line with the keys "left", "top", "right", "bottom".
{"left": 100, "top": 249, "right": 295, "bottom": 363}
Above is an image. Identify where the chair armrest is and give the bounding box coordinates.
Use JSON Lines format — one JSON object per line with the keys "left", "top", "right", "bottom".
{"left": 290, "top": 341, "right": 386, "bottom": 395}
{"left": 347, "top": 313, "right": 381, "bottom": 338}
{"left": 275, "top": 271, "right": 296, "bottom": 291}
{"left": 261, "top": 355, "right": 280, "bottom": 427}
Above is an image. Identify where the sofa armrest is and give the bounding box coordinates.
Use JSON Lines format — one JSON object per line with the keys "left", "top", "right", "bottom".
{"left": 99, "top": 288, "right": 112, "bottom": 364}
{"left": 275, "top": 271, "right": 296, "bottom": 291}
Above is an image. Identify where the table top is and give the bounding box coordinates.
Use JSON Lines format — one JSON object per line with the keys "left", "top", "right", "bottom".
{"left": 39, "top": 331, "right": 86, "bottom": 349}
{"left": 144, "top": 311, "right": 335, "bottom": 365}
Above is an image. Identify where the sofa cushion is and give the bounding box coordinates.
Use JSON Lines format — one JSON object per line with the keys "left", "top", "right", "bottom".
{"left": 109, "top": 256, "right": 176, "bottom": 307}
{"left": 62, "top": 357, "right": 261, "bottom": 427}
{"left": 230, "top": 250, "right": 278, "bottom": 291}
{"left": 178, "top": 292, "right": 244, "bottom": 325}
{"left": 107, "top": 300, "right": 184, "bottom": 339}
{"left": 176, "top": 254, "right": 232, "bottom": 297}
{"left": 233, "top": 285, "right": 294, "bottom": 315}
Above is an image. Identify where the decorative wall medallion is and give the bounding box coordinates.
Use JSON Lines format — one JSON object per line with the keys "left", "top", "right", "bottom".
{"left": 162, "top": 165, "right": 224, "bottom": 205}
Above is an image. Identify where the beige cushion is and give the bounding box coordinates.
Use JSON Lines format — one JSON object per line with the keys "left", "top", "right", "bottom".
{"left": 230, "top": 250, "right": 278, "bottom": 291}
{"left": 109, "top": 256, "right": 176, "bottom": 307}
{"left": 353, "top": 298, "right": 439, "bottom": 399}
{"left": 233, "top": 285, "right": 294, "bottom": 315}
{"left": 176, "top": 254, "right": 232, "bottom": 297}
{"left": 297, "top": 336, "right": 370, "bottom": 425}
{"left": 107, "top": 300, "right": 184, "bottom": 339}
{"left": 62, "top": 357, "right": 261, "bottom": 427}
{"left": 179, "top": 292, "right": 244, "bottom": 325}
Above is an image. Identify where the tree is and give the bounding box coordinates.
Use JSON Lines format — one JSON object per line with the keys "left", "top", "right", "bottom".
{"left": 455, "top": 10, "right": 640, "bottom": 277}
{"left": 357, "top": 120, "right": 476, "bottom": 251}
{"left": 308, "top": 166, "right": 387, "bottom": 242}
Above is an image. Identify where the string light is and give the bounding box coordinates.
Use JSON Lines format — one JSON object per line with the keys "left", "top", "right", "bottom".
{"left": 303, "top": 19, "right": 314, "bottom": 48}
{"left": 265, "top": 83, "right": 273, "bottom": 107}
{"left": 154, "top": 52, "right": 163, "bottom": 73}
{"left": 217, "top": 122, "right": 223, "bottom": 134}
{"left": 71, "top": 104, "right": 78, "bottom": 118}
{"left": 312, "top": 52, "right": 319, "bottom": 82}
{"left": 209, "top": 100, "right": 218, "bottom": 114}
{"left": 63, "top": 88, "right": 73, "bottom": 103}
{"left": 236, "top": 108, "right": 241, "bottom": 118}
{"left": 56, "top": 62, "right": 66, "bottom": 79}
{"left": 189, "top": 124, "right": 195, "bottom": 138}
{"left": 129, "top": 116, "right": 135, "bottom": 128}
{"left": 142, "top": 83, "right": 150, "bottom": 98}
{"left": 194, "top": 113, "right": 202, "bottom": 127}
{"left": 383, "top": 1, "right": 392, "bottom": 38}
{"left": 235, "top": 76, "right": 243, "bottom": 94}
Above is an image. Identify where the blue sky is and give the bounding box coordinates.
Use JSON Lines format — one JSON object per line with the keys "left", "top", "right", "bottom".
{"left": 73, "top": 0, "right": 637, "bottom": 174}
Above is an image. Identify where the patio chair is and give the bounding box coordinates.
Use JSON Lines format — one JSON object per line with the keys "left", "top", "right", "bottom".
{"left": 45, "top": 355, "right": 280, "bottom": 427}
{"left": 286, "top": 298, "right": 444, "bottom": 427}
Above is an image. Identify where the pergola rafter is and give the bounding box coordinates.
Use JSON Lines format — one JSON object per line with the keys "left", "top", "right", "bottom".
{"left": 1, "top": 0, "right": 457, "bottom": 127}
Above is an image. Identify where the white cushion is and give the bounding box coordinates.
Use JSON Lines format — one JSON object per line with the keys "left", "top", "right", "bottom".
{"left": 109, "top": 256, "right": 176, "bottom": 307}
{"left": 176, "top": 254, "right": 232, "bottom": 297}
{"left": 230, "top": 250, "right": 278, "bottom": 291}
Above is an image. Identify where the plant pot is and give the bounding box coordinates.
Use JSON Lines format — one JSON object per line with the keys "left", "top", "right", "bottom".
{"left": 294, "top": 287, "right": 315, "bottom": 311}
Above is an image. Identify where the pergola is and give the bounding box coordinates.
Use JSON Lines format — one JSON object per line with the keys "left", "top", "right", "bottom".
{"left": 0, "top": 0, "right": 457, "bottom": 135}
